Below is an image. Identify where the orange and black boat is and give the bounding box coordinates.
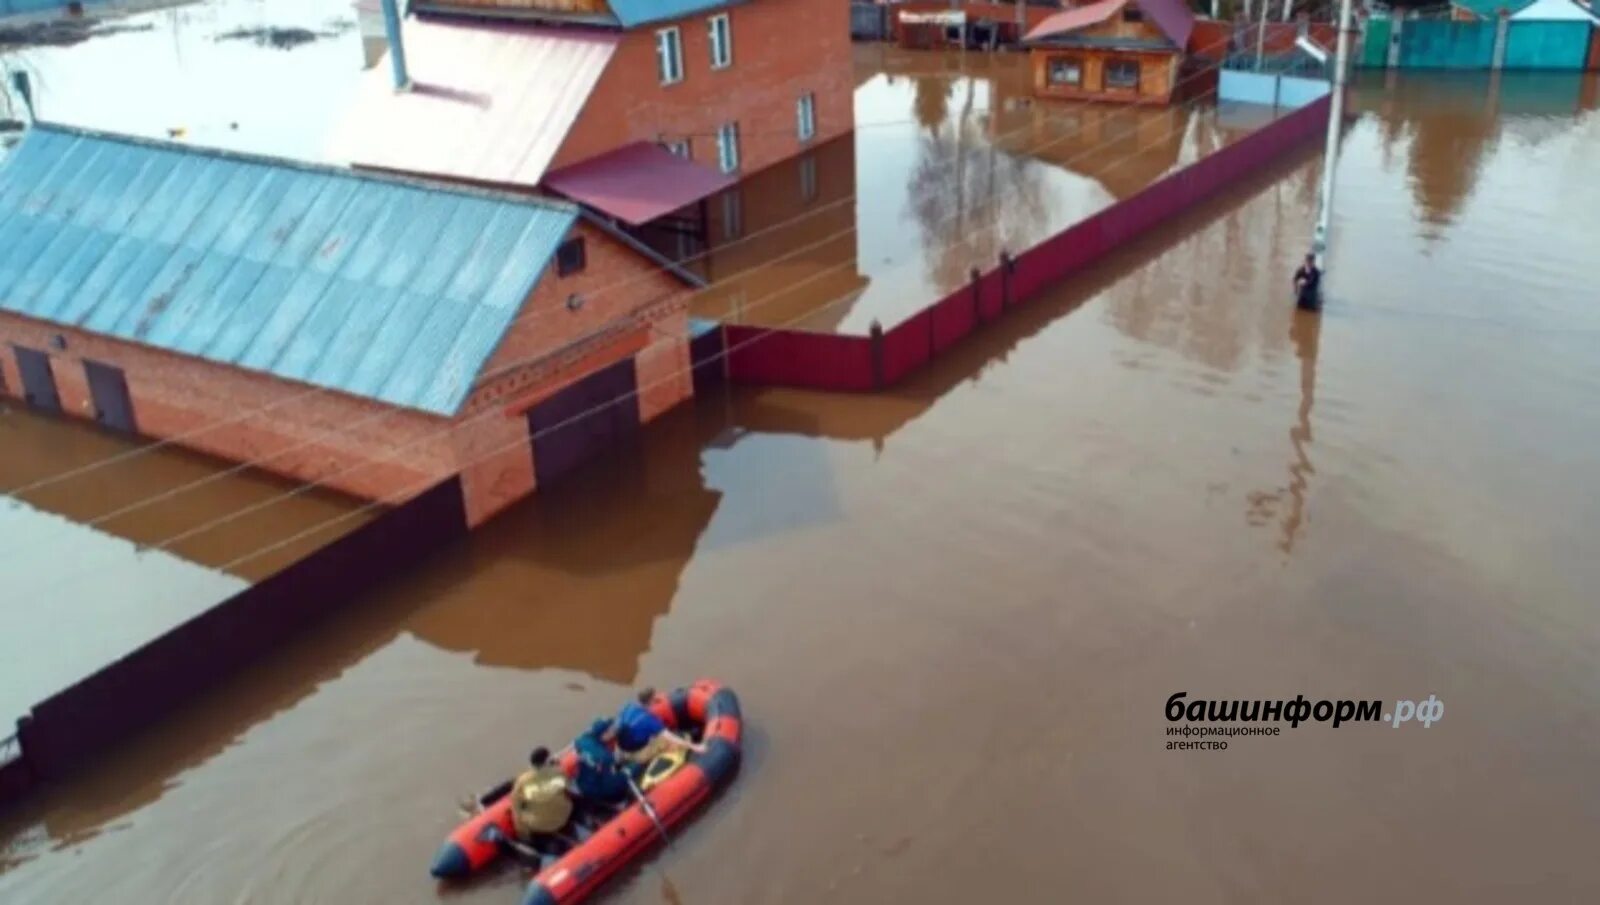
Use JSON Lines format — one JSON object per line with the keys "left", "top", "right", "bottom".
{"left": 430, "top": 680, "right": 742, "bottom": 905}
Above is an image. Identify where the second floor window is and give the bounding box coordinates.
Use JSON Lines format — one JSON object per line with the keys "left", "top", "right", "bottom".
{"left": 797, "top": 93, "right": 815, "bottom": 142}
{"left": 717, "top": 122, "right": 740, "bottom": 174}
{"left": 708, "top": 13, "right": 732, "bottom": 70}
{"left": 656, "top": 27, "right": 683, "bottom": 85}
{"left": 556, "top": 237, "right": 586, "bottom": 277}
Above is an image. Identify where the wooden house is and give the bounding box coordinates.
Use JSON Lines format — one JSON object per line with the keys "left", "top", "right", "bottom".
{"left": 1022, "top": 0, "right": 1195, "bottom": 105}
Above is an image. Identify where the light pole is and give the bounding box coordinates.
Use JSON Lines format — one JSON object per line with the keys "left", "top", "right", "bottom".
{"left": 1312, "top": 0, "right": 1355, "bottom": 270}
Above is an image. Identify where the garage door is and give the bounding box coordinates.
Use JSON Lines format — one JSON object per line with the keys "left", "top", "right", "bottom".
{"left": 13, "top": 346, "right": 60, "bottom": 414}
{"left": 528, "top": 358, "right": 640, "bottom": 486}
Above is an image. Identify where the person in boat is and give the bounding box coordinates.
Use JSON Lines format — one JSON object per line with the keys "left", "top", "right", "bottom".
{"left": 469, "top": 746, "right": 574, "bottom": 866}
{"left": 1293, "top": 253, "right": 1322, "bottom": 309}
{"left": 615, "top": 688, "right": 706, "bottom": 769}
{"left": 571, "top": 717, "right": 632, "bottom": 807}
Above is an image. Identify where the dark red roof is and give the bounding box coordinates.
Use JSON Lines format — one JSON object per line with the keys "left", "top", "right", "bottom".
{"left": 543, "top": 142, "right": 736, "bottom": 226}
{"left": 1025, "top": 0, "right": 1195, "bottom": 49}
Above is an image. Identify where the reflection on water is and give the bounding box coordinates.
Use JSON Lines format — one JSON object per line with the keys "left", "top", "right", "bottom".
{"left": 4, "top": 70, "right": 1600, "bottom": 905}
{"left": 690, "top": 47, "right": 1268, "bottom": 334}
{"left": 0, "top": 0, "right": 362, "bottom": 160}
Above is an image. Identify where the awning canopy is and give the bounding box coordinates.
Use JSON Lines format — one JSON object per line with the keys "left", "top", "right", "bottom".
{"left": 543, "top": 142, "right": 735, "bottom": 226}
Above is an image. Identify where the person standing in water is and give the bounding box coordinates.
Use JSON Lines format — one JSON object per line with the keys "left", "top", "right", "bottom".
{"left": 1294, "top": 253, "right": 1322, "bottom": 310}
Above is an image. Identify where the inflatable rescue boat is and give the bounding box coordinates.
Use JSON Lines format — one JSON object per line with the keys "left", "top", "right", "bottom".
{"left": 430, "top": 680, "right": 742, "bottom": 905}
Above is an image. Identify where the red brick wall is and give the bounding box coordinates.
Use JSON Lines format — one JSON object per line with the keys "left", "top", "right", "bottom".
{"left": 551, "top": 0, "right": 855, "bottom": 177}
{"left": 454, "top": 220, "right": 696, "bottom": 525}
{"left": 0, "top": 314, "right": 457, "bottom": 508}
{"left": 0, "top": 222, "right": 698, "bottom": 531}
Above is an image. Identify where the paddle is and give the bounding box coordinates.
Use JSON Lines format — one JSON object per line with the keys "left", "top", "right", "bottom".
{"left": 625, "top": 771, "right": 670, "bottom": 845}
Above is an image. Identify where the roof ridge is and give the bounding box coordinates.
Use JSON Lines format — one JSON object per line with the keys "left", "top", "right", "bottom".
{"left": 21, "top": 122, "right": 582, "bottom": 216}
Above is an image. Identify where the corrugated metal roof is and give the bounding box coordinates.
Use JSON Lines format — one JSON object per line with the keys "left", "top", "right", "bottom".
{"left": 0, "top": 125, "right": 578, "bottom": 416}
{"left": 326, "top": 18, "right": 616, "bottom": 188}
{"left": 606, "top": 0, "right": 742, "bottom": 28}
{"left": 544, "top": 142, "right": 735, "bottom": 226}
{"left": 1024, "top": 0, "right": 1194, "bottom": 50}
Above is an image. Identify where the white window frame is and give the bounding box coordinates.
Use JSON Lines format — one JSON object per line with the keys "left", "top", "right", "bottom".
{"left": 656, "top": 27, "right": 683, "bottom": 85}
{"left": 796, "top": 93, "right": 815, "bottom": 143}
{"left": 716, "top": 121, "right": 740, "bottom": 174}
{"left": 708, "top": 13, "right": 732, "bottom": 70}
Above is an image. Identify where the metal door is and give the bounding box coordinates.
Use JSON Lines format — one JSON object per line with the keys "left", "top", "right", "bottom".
{"left": 13, "top": 346, "right": 60, "bottom": 414}
{"left": 528, "top": 358, "right": 640, "bottom": 485}
{"left": 84, "top": 359, "right": 136, "bottom": 433}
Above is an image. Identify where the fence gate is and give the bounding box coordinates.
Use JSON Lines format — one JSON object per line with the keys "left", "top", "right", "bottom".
{"left": 12, "top": 346, "right": 60, "bottom": 414}
{"left": 527, "top": 358, "right": 641, "bottom": 486}
{"left": 84, "top": 359, "right": 136, "bottom": 433}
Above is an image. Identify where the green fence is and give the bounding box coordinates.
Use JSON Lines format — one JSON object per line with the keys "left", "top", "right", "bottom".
{"left": 1504, "top": 21, "right": 1591, "bottom": 70}
{"left": 1401, "top": 21, "right": 1498, "bottom": 69}
{"left": 1357, "top": 17, "right": 1595, "bottom": 72}
{"left": 1361, "top": 17, "right": 1392, "bottom": 68}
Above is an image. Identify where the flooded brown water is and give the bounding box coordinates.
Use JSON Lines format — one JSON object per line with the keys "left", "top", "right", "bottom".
{"left": 687, "top": 46, "right": 1280, "bottom": 334}
{"left": 4, "top": 66, "right": 1600, "bottom": 905}
{"left": 0, "top": 405, "right": 365, "bottom": 723}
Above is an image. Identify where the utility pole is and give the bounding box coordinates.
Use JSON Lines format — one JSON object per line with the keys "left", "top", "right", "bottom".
{"left": 1312, "top": 0, "right": 1354, "bottom": 269}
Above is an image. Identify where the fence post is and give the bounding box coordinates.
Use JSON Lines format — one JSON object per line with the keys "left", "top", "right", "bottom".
{"left": 869, "top": 319, "right": 885, "bottom": 389}
{"left": 1492, "top": 11, "right": 1509, "bottom": 71}
{"left": 999, "top": 250, "right": 1014, "bottom": 310}
{"left": 970, "top": 265, "right": 982, "bottom": 323}
{"left": 1387, "top": 15, "right": 1403, "bottom": 70}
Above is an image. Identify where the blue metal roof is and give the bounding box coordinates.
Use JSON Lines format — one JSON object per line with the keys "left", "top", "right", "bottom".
{"left": 0, "top": 125, "right": 578, "bottom": 416}
{"left": 606, "top": 0, "right": 743, "bottom": 29}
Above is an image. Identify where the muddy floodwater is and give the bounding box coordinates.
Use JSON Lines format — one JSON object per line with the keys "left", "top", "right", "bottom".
{"left": 0, "top": 406, "right": 365, "bottom": 725}
{"left": 4, "top": 68, "right": 1600, "bottom": 905}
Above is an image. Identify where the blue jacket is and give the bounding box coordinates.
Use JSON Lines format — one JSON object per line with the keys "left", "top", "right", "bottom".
{"left": 573, "top": 719, "right": 629, "bottom": 803}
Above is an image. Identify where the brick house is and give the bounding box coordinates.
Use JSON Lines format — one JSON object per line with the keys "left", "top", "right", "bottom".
{"left": 1023, "top": 0, "right": 1196, "bottom": 105}
{"left": 0, "top": 125, "right": 695, "bottom": 529}
{"left": 330, "top": 0, "right": 854, "bottom": 233}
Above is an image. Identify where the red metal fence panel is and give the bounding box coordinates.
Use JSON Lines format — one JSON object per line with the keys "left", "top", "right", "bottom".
{"left": 930, "top": 284, "right": 977, "bottom": 354}
{"left": 722, "top": 96, "right": 1330, "bottom": 393}
{"left": 725, "top": 324, "right": 876, "bottom": 392}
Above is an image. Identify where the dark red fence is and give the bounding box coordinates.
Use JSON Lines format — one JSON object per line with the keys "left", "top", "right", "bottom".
{"left": 724, "top": 95, "right": 1331, "bottom": 393}
{"left": 3, "top": 477, "right": 469, "bottom": 803}
{"left": 724, "top": 324, "right": 876, "bottom": 391}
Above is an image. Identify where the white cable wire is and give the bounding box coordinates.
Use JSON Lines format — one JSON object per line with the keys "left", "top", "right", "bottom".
{"left": 3, "top": 44, "right": 1259, "bottom": 582}
{"left": 6, "top": 57, "right": 1290, "bottom": 598}
{"left": 0, "top": 30, "right": 1245, "bottom": 502}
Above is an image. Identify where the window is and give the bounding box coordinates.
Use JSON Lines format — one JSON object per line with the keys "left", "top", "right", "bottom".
{"left": 556, "top": 236, "right": 586, "bottom": 276}
{"left": 1123, "top": 6, "right": 1143, "bottom": 21}
{"left": 1047, "top": 57, "right": 1082, "bottom": 86}
{"left": 798, "top": 154, "right": 817, "bottom": 203}
{"left": 720, "top": 189, "right": 742, "bottom": 240}
{"left": 708, "top": 13, "right": 732, "bottom": 69}
{"left": 1106, "top": 59, "right": 1140, "bottom": 90}
{"left": 655, "top": 27, "right": 683, "bottom": 85}
{"left": 662, "top": 138, "right": 691, "bottom": 159}
{"left": 716, "top": 121, "right": 740, "bottom": 173}
{"left": 796, "top": 92, "right": 815, "bottom": 142}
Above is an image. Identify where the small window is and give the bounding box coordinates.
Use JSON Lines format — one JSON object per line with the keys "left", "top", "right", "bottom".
{"left": 708, "top": 13, "right": 732, "bottom": 70}
{"left": 716, "top": 121, "right": 740, "bottom": 174}
{"left": 655, "top": 27, "right": 683, "bottom": 85}
{"left": 796, "top": 92, "right": 816, "bottom": 142}
{"left": 1047, "top": 57, "right": 1082, "bottom": 86}
{"left": 720, "top": 189, "right": 742, "bottom": 240}
{"left": 1106, "top": 59, "right": 1140, "bottom": 90}
{"left": 798, "top": 154, "right": 817, "bottom": 203}
{"left": 1123, "top": 6, "right": 1143, "bottom": 21}
{"left": 556, "top": 237, "right": 586, "bottom": 276}
{"left": 662, "top": 138, "right": 691, "bottom": 159}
